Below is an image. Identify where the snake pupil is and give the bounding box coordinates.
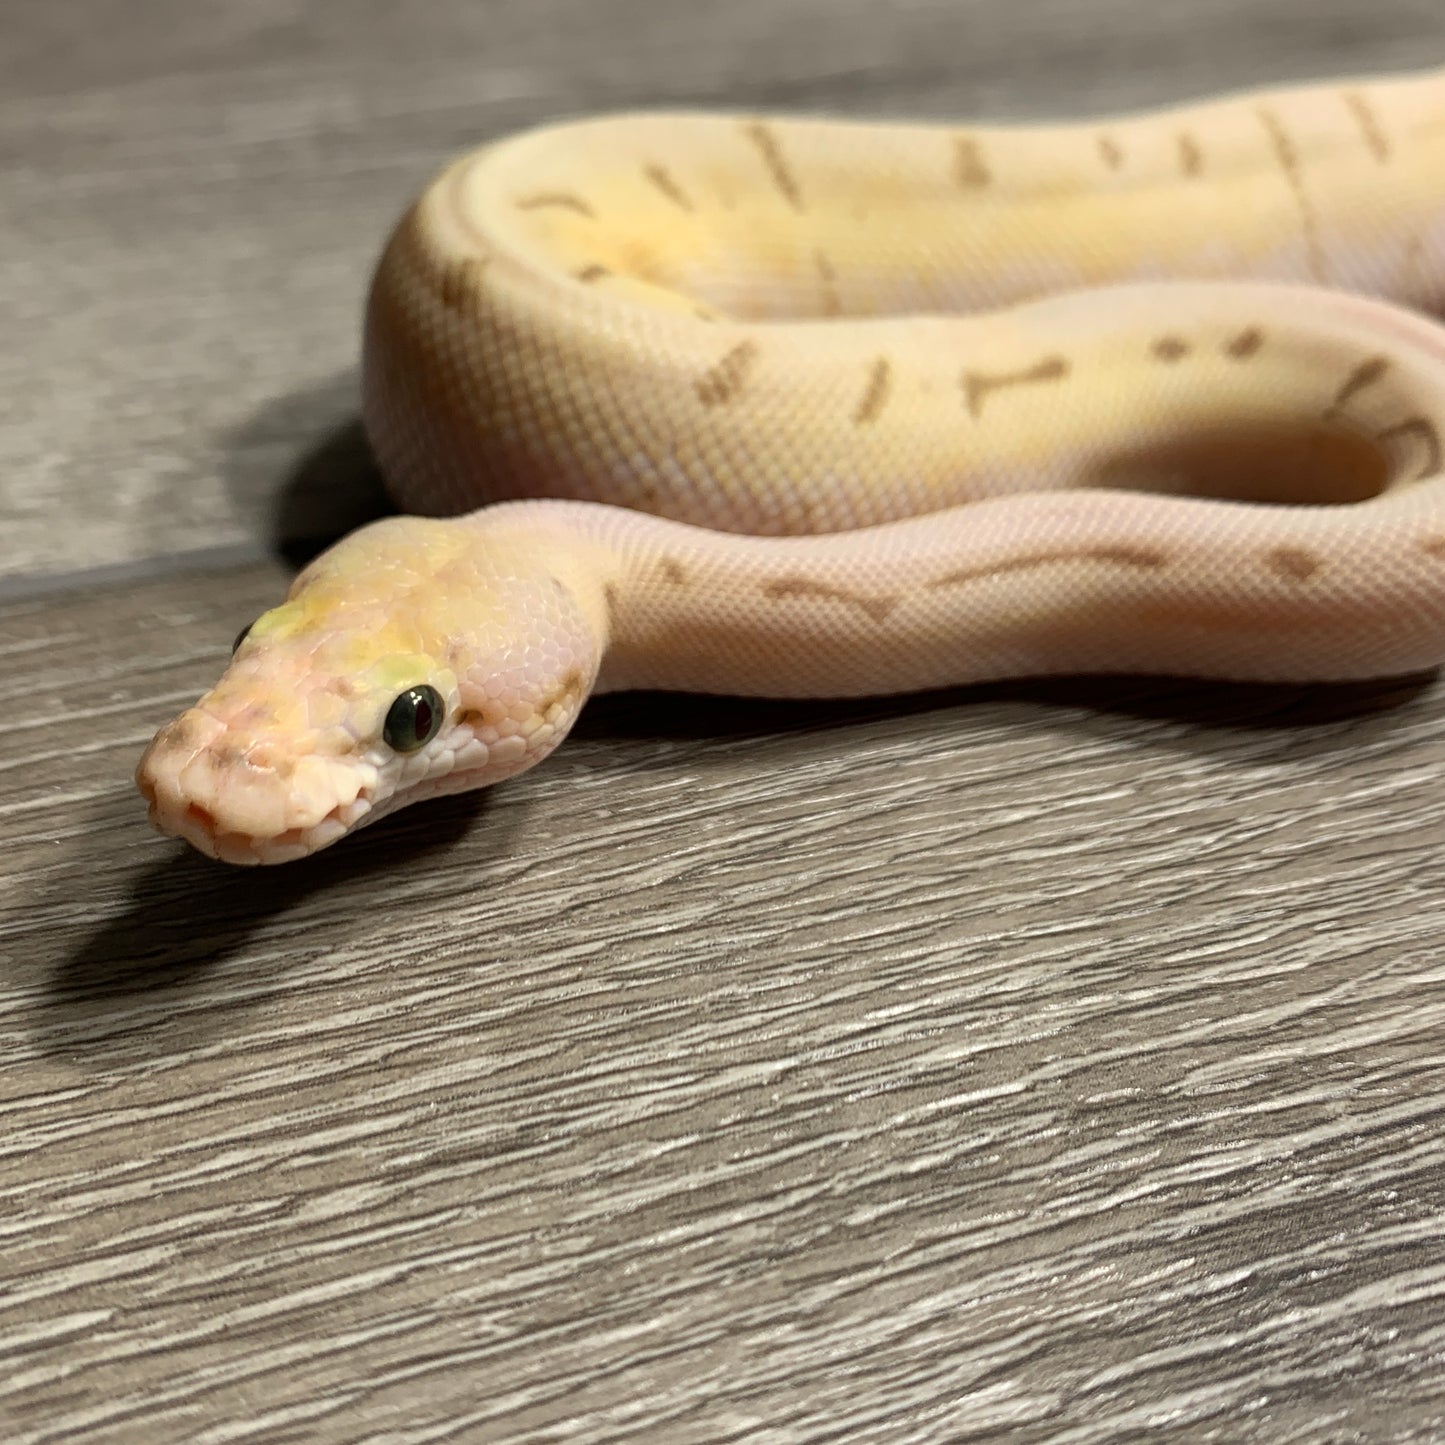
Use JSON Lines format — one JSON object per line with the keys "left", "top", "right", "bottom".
{"left": 384, "top": 685, "right": 445, "bottom": 753}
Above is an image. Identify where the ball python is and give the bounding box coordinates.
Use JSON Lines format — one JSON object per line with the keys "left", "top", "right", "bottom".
{"left": 137, "top": 64, "right": 1445, "bottom": 865}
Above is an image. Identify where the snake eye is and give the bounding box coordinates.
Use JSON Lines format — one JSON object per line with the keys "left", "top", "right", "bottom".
{"left": 232, "top": 623, "right": 253, "bottom": 654}
{"left": 384, "top": 685, "right": 445, "bottom": 753}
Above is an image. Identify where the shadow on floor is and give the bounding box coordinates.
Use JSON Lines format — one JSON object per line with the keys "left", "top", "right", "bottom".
{"left": 38, "top": 789, "right": 490, "bottom": 1059}
{"left": 218, "top": 370, "right": 396, "bottom": 569}
{"left": 575, "top": 668, "right": 1440, "bottom": 760}
{"left": 44, "top": 665, "right": 1434, "bottom": 1063}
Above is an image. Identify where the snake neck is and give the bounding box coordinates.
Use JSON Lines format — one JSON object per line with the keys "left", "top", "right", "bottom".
{"left": 469, "top": 265, "right": 1445, "bottom": 702}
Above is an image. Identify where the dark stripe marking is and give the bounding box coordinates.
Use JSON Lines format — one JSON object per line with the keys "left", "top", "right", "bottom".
{"left": 1257, "top": 107, "right": 1327, "bottom": 282}
{"left": 643, "top": 163, "right": 694, "bottom": 211}
{"left": 438, "top": 257, "right": 486, "bottom": 313}
{"left": 853, "top": 358, "right": 892, "bottom": 426}
{"left": 953, "top": 136, "right": 991, "bottom": 189}
{"left": 1329, "top": 355, "right": 1390, "bottom": 413}
{"left": 762, "top": 577, "right": 898, "bottom": 623}
{"left": 1226, "top": 328, "right": 1265, "bottom": 359}
{"left": 1178, "top": 132, "right": 1204, "bottom": 177}
{"left": 813, "top": 249, "right": 841, "bottom": 316}
{"left": 695, "top": 340, "right": 760, "bottom": 406}
{"left": 1266, "top": 547, "right": 1324, "bottom": 582}
{"left": 928, "top": 545, "right": 1167, "bottom": 590}
{"left": 1343, "top": 89, "right": 1391, "bottom": 164}
{"left": 962, "top": 356, "right": 1070, "bottom": 418}
{"left": 743, "top": 122, "right": 804, "bottom": 210}
{"left": 517, "top": 192, "right": 596, "bottom": 218}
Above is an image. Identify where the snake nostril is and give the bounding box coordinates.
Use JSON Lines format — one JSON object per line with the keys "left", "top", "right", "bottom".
{"left": 185, "top": 803, "right": 218, "bottom": 833}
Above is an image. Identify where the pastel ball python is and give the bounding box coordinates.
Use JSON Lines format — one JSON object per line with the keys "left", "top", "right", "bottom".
{"left": 138, "top": 64, "right": 1445, "bottom": 865}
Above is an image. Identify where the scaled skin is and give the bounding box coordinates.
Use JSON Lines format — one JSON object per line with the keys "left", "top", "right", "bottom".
{"left": 137, "top": 516, "right": 605, "bottom": 864}
{"left": 137, "top": 66, "right": 1445, "bottom": 863}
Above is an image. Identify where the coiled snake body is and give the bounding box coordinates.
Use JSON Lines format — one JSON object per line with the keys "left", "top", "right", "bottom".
{"left": 139, "top": 65, "right": 1445, "bottom": 863}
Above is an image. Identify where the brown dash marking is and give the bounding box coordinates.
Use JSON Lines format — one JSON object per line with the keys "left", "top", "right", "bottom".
{"left": 761, "top": 576, "right": 898, "bottom": 623}
{"left": 1419, "top": 537, "right": 1445, "bottom": 560}
{"left": 1177, "top": 131, "right": 1204, "bottom": 177}
{"left": 962, "top": 356, "right": 1070, "bottom": 418}
{"left": 659, "top": 558, "right": 687, "bottom": 585}
{"left": 813, "top": 249, "right": 842, "bottom": 316}
{"left": 1327, "top": 355, "right": 1390, "bottom": 414}
{"left": 1377, "top": 417, "right": 1443, "bottom": 481}
{"left": 516, "top": 192, "right": 596, "bottom": 218}
{"left": 1265, "top": 547, "right": 1324, "bottom": 582}
{"left": 928, "top": 545, "right": 1167, "bottom": 589}
{"left": 953, "top": 136, "right": 991, "bottom": 189}
{"left": 743, "top": 121, "right": 804, "bottom": 210}
{"left": 853, "top": 357, "right": 892, "bottom": 426}
{"left": 574, "top": 263, "right": 611, "bottom": 284}
{"left": 643, "top": 163, "right": 695, "bottom": 212}
{"left": 695, "top": 340, "right": 760, "bottom": 406}
{"left": 438, "top": 257, "right": 486, "bottom": 313}
{"left": 1152, "top": 336, "right": 1190, "bottom": 363}
{"left": 1342, "top": 89, "right": 1391, "bottom": 164}
{"left": 537, "top": 668, "right": 586, "bottom": 718}
{"left": 1097, "top": 135, "right": 1124, "bottom": 171}
{"left": 1226, "top": 327, "right": 1265, "bottom": 359}
{"left": 1256, "top": 106, "right": 1327, "bottom": 282}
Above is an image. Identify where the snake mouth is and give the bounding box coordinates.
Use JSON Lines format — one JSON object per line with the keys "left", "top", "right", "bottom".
{"left": 138, "top": 779, "right": 375, "bottom": 866}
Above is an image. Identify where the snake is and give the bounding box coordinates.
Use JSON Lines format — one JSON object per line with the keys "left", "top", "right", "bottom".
{"left": 136, "top": 63, "right": 1445, "bottom": 865}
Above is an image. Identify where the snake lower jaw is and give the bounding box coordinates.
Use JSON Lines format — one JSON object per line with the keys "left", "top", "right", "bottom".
{"left": 136, "top": 768, "right": 376, "bottom": 866}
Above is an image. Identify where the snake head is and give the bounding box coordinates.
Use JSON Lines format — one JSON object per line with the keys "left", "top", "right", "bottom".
{"left": 136, "top": 515, "right": 605, "bottom": 864}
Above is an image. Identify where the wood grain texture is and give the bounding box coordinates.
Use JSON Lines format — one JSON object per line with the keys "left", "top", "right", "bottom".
{"left": 5, "top": 0, "right": 1445, "bottom": 1440}
{"left": 5, "top": 564, "right": 1445, "bottom": 1441}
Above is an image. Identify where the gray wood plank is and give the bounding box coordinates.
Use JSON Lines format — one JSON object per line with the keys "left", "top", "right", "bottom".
{"left": 2, "top": 0, "right": 1444, "bottom": 578}
{"left": 3, "top": 564, "right": 1445, "bottom": 1441}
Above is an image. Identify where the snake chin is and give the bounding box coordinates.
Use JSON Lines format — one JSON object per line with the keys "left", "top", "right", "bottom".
{"left": 137, "top": 772, "right": 378, "bottom": 867}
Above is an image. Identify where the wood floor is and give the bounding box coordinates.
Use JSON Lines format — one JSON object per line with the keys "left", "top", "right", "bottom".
{"left": 3, "top": 2, "right": 1444, "bottom": 1439}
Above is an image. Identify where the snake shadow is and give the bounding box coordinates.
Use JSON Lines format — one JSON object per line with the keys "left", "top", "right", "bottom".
{"left": 29, "top": 376, "right": 420, "bottom": 1059}
{"left": 37, "top": 788, "right": 493, "bottom": 1062}
{"left": 573, "top": 668, "right": 1439, "bottom": 770}
{"left": 219, "top": 370, "right": 396, "bottom": 567}
{"left": 48, "top": 662, "right": 1430, "bottom": 1064}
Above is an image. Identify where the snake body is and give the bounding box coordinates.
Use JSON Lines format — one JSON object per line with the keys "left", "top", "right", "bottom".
{"left": 138, "top": 65, "right": 1445, "bottom": 864}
